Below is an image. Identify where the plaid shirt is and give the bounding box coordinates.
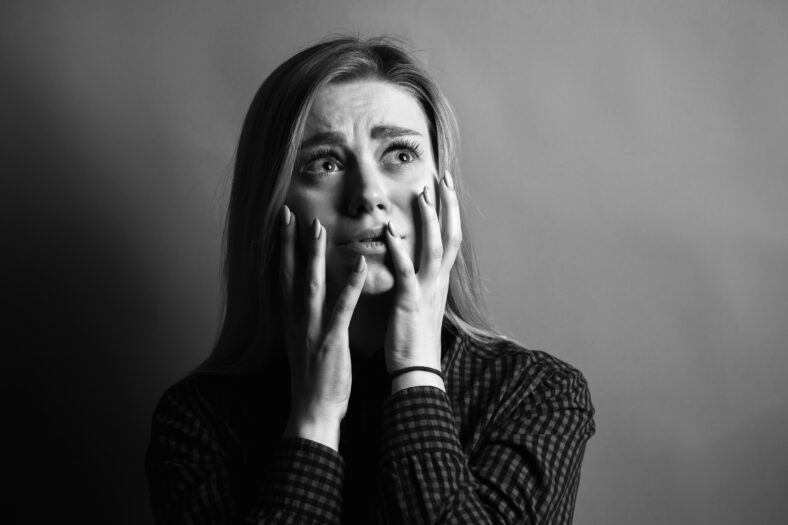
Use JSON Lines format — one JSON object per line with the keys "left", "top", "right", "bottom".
{"left": 146, "top": 330, "right": 595, "bottom": 524}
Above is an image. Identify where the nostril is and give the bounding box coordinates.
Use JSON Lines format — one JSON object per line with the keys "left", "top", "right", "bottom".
{"left": 347, "top": 188, "right": 391, "bottom": 216}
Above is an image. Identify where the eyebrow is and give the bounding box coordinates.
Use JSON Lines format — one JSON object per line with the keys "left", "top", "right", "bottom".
{"left": 299, "top": 126, "right": 423, "bottom": 150}
{"left": 371, "top": 125, "right": 423, "bottom": 140}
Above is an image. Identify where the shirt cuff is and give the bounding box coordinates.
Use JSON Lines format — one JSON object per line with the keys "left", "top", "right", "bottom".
{"left": 262, "top": 437, "right": 345, "bottom": 523}
{"left": 380, "top": 386, "right": 463, "bottom": 463}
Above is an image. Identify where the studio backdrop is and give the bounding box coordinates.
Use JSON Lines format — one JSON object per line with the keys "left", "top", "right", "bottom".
{"left": 3, "top": 1, "right": 787, "bottom": 523}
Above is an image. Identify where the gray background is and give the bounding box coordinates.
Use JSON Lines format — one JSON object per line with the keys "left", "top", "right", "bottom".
{"left": 3, "top": 1, "right": 787, "bottom": 523}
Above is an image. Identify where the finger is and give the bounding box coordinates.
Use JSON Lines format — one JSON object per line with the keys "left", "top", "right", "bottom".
{"left": 280, "top": 205, "right": 296, "bottom": 312}
{"left": 438, "top": 170, "right": 462, "bottom": 274}
{"left": 305, "top": 218, "right": 325, "bottom": 348}
{"left": 327, "top": 255, "right": 368, "bottom": 333}
{"left": 385, "top": 220, "right": 418, "bottom": 295}
{"left": 417, "top": 185, "right": 443, "bottom": 280}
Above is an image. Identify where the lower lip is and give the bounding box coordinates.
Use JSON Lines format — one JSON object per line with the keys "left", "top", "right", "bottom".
{"left": 339, "top": 240, "right": 387, "bottom": 255}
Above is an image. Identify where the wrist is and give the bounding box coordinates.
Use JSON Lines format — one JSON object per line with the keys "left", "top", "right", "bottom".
{"left": 283, "top": 414, "right": 342, "bottom": 451}
{"left": 391, "top": 370, "right": 446, "bottom": 394}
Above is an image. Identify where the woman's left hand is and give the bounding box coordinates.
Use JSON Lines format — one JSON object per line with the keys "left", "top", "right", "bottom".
{"left": 384, "top": 170, "right": 462, "bottom": 380}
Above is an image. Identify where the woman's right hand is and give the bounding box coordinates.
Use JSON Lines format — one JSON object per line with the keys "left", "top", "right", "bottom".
{"left": 279, "top": 205, "right": 367, "bottom": 451}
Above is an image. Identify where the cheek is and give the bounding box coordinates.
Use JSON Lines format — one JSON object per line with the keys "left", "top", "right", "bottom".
{"left": 286, "top": 188, "right": 316, "bottom": 219}
{"left": 395, "top": 177, "right": 437, "bottom": 261}
{"left": 286, "top": 187, "right": 335, "bottom": 249}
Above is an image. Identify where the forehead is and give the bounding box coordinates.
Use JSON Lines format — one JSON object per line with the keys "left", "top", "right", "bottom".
{"left": 304, "top": 80, "right": 429, "bottom": 137}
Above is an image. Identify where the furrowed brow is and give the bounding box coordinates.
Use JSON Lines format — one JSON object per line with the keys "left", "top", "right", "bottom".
{"left": 300, "top": 131, "right": 345, "bottom": 150}
{"left": 370, "top": 126, "right": 423, "bottom": 140}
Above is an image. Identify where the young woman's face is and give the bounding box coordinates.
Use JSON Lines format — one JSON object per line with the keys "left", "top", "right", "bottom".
{"left": 286, "top": 79, "right": 437, "bottom": 297}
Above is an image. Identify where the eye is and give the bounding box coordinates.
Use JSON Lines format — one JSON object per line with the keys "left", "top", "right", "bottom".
{"left": 381, "top": 139, "right": 423, "bottom": 167}
{"left": 300, "top": 148, "right": 345, "bottom": 179}
{"left": 307, "top": 158, "right": 341, "bottom": 173}
{"left": 396, "top": 151, "right": 415, "bottom": 163}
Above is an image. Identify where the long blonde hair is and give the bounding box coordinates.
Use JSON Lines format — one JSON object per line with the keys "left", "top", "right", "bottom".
{"left": 200, "top": 36, "right": 499, "bottom": 374}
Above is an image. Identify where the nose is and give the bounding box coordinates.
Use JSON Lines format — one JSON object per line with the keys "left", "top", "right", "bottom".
{"left": 345, "top": 159, "right": 391, "bottom": 217}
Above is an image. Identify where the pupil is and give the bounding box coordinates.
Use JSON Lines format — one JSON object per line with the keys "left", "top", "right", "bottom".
{"left": 323, "top": 161, "right": 333, "bottom": 170}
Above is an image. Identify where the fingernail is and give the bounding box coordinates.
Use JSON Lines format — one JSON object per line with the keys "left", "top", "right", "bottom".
{"left": 422, "top": 186, "right": 431, "bottom": 205}
{"left": 354, "top": 255, "right": 365, "bottom": 272}
{"left": 387, "top": 221, "right": 397, "bottom": 237}
{"left": 443, "top": 170, "right": 455, "bottom": 189}
{"left": 312, "top": 218, "right": 321, "bottom": 239}
{"left": 282, "top": 205, "right": 291, "bottom": 225}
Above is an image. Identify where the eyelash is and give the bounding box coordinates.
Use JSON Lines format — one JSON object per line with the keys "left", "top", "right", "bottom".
{"left": 385, "top": 139, "right": 424, "bottom": 160}
{"left": 299, "top": 139, "right": 424, "bottom": 172}
{"left": 301, "top": 147, "right": 340, "bottom": 169}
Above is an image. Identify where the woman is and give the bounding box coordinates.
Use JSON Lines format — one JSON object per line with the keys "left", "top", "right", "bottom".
{"left": 146, "top": 36, "right": 595, "bottom": 524}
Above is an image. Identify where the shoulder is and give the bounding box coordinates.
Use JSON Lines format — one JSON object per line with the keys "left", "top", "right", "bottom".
{"left": 154, "top": 355, "right": 288, "bottom": 420}
{"left": 150, "top": 373, "right": 244, "bottom": 439}
{"left": 155, "top": 372, "right": 237, "bottom": 413}
{"left": 447, "top": 331, "right": 590, "bottom": 394}
{"left": 151, "top": 356, "right": 290, "bottom": 440}
{"left": 150, "top": 369, "right": 260, "bottom": 435}
{"left": 445, "top": 332, "right": 594, "bottom": 427}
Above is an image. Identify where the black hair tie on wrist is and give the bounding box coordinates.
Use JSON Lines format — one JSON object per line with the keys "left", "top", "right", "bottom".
{"left": 389, "top": 366, "right": 444, "bottom": 381}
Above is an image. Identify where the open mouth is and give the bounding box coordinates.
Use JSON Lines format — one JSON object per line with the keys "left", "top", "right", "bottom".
{"left": 356, "top": 233, "right": 385, "bottom": 243}
{"left": 339, "top": 230, "right": 391, "bottom": 255}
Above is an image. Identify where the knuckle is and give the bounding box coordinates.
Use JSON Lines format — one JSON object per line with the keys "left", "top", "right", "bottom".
{"left": 396, "top": 264, "right": 414, "bottom": 279}
{"left": 448, "top": 233, "right": 463, "bottom": 249}
{"left": 398, "top": 297, "right": 420, "bottom": 314}
{"left": 305, "top": 280, "right": 321, "bottom": 298}
{"left": 335, "top": 295, "right": 352, "bottom": 313}
{"left": 319, "top": 333, "right": 335, "bottom": 350}
{"left": 304, "top": 335, "right": 317, "bottom": 350}
{"left": 428, "top": 245, "right": 444, "bottom": 260}
{"left": 348, "top": 271, "right": 365, "bottom": 287}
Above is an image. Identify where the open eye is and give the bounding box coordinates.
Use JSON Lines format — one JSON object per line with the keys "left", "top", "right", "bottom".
{"left": 381, "top": 139, "right": 423, "bottom": 167}
{"left": 300, "top": 148, "right": 345, "bottom": 179}
{"left": 305, "top": 158, "right": 341, "bottom": 174}
{"left": 394, "top": 151, "right": 415, "bottom": 163}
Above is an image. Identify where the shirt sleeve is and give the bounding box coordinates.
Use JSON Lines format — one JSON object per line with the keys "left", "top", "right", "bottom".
{"left": 378, "top": 365, "right": 595, "bottom": 524}
{"left": 145, "top": 380, "right": 345, "bottom": 524}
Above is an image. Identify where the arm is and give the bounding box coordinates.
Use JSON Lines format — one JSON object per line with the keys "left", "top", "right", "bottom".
{"left": 378, "top": 366, "right": 595, "bottom": 524}
{"left": 145, "top": 381, "right": 346, "bottom": 524}
{"left": 144, "top": 206, "right": 370, "bottom": 524}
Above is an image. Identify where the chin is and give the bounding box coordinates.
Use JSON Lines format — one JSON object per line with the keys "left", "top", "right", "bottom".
{"left": 361, "top": 265, "right": 395, "bottom": 295}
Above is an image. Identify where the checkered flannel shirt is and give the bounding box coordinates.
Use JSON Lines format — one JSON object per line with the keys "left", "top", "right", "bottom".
{"left": 146, "top": 331, "right": 595, "bottom": 524}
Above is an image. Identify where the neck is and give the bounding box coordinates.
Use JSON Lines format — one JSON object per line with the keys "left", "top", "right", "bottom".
{"left": 348, "top": 292, "right": 393, "bottom": 361}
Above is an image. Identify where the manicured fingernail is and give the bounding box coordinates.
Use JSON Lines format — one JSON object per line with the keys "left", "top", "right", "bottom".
{"left": 443, "top": 170, "right": 454, "bottom": 189}
{"left": 422, "top": 186, "right": 431, "bottom": 205}
{"left": 354, "top": 255, "right": 365, "bottom": 272}
{"left": 312, "top": 218, "right": 321, "bottom": 239}
{"left": 387, "top": 221, "right": 397, "bottom": 237}
{"left": 282, "top": 205, "right": 291, "bottom": 225}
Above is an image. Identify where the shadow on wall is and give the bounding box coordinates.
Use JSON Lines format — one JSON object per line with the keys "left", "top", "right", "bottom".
{"left": 4, "top": 72, "right": 158, "bottom": 524}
